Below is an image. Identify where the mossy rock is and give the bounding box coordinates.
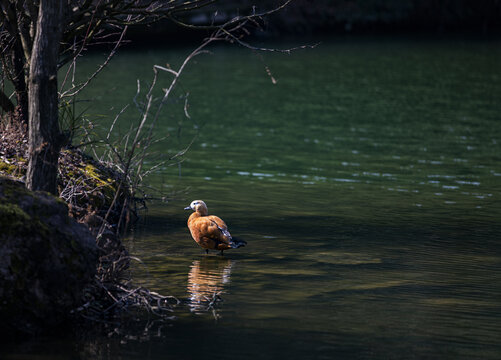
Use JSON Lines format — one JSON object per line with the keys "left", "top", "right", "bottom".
{"left": 1, "top": 147, "right": 130, "bottom": 227}
{"left": 58, "top": 149, "right": 128, "bottom": 223}
{"left": 0, "top": 176, "right": 97, "bottom": 335}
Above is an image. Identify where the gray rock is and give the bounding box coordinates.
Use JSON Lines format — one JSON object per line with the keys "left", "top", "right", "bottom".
{"left": 0, "top": 176, "right": 97, "bottom": 335}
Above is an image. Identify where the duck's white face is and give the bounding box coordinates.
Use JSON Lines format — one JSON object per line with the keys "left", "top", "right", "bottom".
{"left": 185, "top": 200, "right": 207, "bottom": 213}
{"left": 191, "top": 200, "right": 203, "bottom": 210}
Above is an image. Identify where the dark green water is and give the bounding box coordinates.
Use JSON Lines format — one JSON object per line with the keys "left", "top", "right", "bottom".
{"left": 5, "top": 38, "right": 501, "bottom": 359}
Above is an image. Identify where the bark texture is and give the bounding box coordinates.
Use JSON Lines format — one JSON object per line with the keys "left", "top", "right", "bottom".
{"left": 26, "top": 0, "right": 66, "bottom": 194}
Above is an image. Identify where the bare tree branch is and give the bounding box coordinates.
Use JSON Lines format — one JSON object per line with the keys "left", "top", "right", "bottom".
{"left": 60, "top": 23, "right": 129, "bottom": 98}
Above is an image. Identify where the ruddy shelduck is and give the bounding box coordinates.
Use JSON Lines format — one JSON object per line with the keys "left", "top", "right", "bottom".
{"left": 184, "top": 200, "right": 246, "bottom": 254}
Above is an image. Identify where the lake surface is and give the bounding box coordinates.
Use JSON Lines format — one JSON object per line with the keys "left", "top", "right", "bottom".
{"left": 4, "top": 37, "right": 501, "bottom": 359}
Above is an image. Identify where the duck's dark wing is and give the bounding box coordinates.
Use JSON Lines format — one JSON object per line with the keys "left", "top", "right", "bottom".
{"left": 206, "top": 215, "right": 231, "bottom": 240}
{"left": 208, "top": 215, "right": 248, "bottom": 248}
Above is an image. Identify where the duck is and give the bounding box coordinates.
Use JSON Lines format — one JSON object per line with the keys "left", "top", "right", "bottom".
{"left": 184, "top": 200, "right": 246, "bottom": 255}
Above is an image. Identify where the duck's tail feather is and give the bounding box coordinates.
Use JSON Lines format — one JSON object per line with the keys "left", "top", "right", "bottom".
{"left": 229, "top": 237, "right": 247, "bottom": 248}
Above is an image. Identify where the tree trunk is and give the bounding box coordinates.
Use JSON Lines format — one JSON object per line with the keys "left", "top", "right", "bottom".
{"left": 0, "top": 1, "right": 30, "bottom": 123}
{"left": 26, "top": 0, "right": 66, "bottom": 194}
{"left": 11, "top": 45, "right": 29, "bottom": 124}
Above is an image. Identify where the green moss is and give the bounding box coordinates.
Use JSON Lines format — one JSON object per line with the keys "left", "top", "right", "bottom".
{"left": 0, "top": 202, "right": 32, "bottom": 236}
{"left": 0, "top": 202, "right": 50, "bottom": 238}
{"left": 55, "top": 196, "right": 68, "bottom": 206}
{"left": 0, "top": 178, "right": 54, "bottom": 237}
{"left": 0, "top": 158, "right": 26, "bottom": 178}
{"left": 0, "top": 160, "right": 17, "bottom": 175}
{"left": 83, "top": 164, "right": 115, "bottom": 190}
{"left": 0, "top": 179, "right": 28, "bottom": 206}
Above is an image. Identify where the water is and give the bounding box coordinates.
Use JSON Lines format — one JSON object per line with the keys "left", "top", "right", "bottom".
{"left": 4, "top": 37, "right": 501, "bottom": 359}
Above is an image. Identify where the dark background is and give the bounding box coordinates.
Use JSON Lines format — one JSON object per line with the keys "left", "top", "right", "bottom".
{"left": 126, "top": 0, "right": 501, "bottom": 45}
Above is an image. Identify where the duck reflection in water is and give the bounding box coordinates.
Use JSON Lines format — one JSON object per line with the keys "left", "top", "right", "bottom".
{"left": 187, "top": 257, "right": 235, "bottom": 315}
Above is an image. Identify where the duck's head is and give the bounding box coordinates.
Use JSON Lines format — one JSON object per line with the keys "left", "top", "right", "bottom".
{"left": 184, "top": 200, "right": 208, "bottom": 216}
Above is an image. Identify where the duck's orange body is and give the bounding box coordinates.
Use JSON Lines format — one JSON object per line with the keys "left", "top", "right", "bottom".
{"left": 185, "top": 200, "right": 246, "bottom": 254}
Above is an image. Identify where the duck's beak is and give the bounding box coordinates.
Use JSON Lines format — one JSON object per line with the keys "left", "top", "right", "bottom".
{"left": 184, "top": 206, "right": 192, "bottom": 210}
